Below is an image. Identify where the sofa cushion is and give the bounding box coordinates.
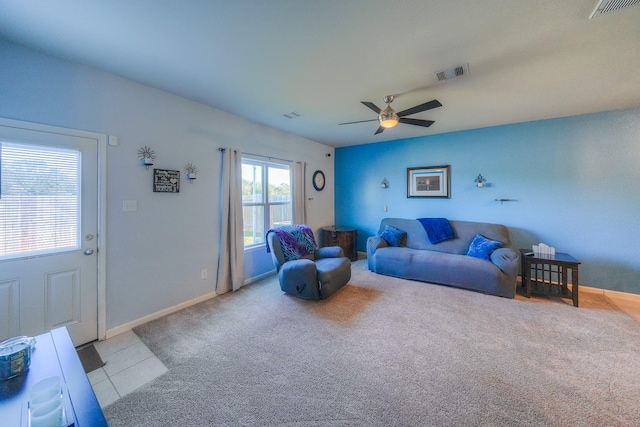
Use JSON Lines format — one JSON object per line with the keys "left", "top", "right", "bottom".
{"left": 466, "top": 234, "right": 503, "bottom": 261}
{"left": 372, "top": 247, "right": 508, "bottom": 295}
{"left": 417, "top": 217, "right": 454, "bottom": 244}
{"left": 377, "top": 218, "right": 511, "bottom": 255}
{"left": 379, "top": 225, "right": 406, "bottom": 247}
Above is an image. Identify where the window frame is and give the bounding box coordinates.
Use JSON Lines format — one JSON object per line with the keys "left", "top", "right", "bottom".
{"left": 241, "top": 156, "right": 292, "bottom": 250}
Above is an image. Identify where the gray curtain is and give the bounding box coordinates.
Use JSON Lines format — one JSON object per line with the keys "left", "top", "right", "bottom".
{"left": 216, "top": 148, "right": 244, "bottom": 294}
{"left": 293, "top": 161, "right": 307, "bottom": 224}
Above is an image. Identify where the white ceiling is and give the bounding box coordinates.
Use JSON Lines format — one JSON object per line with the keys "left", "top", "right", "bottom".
{"left": 1, "top": 0, "right": 639, "bottom": 147}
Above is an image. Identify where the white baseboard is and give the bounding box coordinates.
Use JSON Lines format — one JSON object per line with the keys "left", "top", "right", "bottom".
{"left": 602, "top": 288, "right": 640, "bottom": 302}
{"left": 104, "top": 272, "right": 277, "bottom": 340}
{"left": 548, "top": 282, "right": 640, "bottom": 302}
{"left": 104, "top": 291, "right": 218, "bottom": 340}
{"left": 518, "top": 275, "right": 640, "bottom": 304}
{"left": 244, "top": 270, "right": 275, "bottom": 285}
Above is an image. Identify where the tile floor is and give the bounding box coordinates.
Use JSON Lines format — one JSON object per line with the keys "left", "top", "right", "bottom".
{"left": 87, "top": 330, "right": 167, "bottom": 408}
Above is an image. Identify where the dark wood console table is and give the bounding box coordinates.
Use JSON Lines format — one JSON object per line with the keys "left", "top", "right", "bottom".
{"left": 0, "top": 327, "right": 107, "bottom": 426}
{"left": 520, "top": 249, "right": 581, "bottom": 307}
{"left": 320, "top": 226, "right": 358, "bottom": 261}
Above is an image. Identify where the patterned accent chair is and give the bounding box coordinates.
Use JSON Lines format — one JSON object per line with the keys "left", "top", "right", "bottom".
{"left": 267, "top": 226, "right": 351, "bottom": 300}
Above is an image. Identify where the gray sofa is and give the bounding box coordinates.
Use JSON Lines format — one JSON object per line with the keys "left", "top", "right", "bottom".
{"left": 367, "top": 218, "right": 520, "bottom": 298}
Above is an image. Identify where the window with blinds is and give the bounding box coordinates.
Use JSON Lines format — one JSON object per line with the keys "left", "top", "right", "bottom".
{"left": 0, "top": 141, "right": 81, "bottom": 260}
{"left": 242, "top": 158, "right": 292, "bottom": 248}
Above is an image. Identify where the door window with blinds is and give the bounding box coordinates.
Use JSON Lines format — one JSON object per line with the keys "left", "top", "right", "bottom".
{"left": 0, "top": 141, "right": 81, "bottom": 260}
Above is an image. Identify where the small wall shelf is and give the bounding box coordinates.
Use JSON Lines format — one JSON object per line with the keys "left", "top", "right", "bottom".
{"left": 495, "top": 198, "right": 516, "bottom": 205}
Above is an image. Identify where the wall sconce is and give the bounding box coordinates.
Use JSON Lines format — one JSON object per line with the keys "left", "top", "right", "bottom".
{"left": 474, "top": 173, "right": 487, "bottom": 188}
{"left": 184, "top": 163, "right": 198, "bottom": 183}
{"left": 138, "top": 146, "right": 156, "bottom": 170}
{"left": 381, "top": 178, "right": 389, "bottom": 188}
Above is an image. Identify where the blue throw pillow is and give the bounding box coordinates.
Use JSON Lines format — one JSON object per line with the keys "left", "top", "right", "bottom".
{"left": 379, "top": 225, "right": 406, "bottom": 247}
{"left": 417, "top": 218, "right": 454, "bottom": 244}
{"left": 466, "top": 234, "right": 502, "bottom": 261}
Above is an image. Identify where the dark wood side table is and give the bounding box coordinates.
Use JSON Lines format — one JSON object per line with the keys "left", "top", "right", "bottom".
{"left": 520, "top": 249, "right": 581, "bottom": 307}
{"left": 0, "top": 327, "right": 107, "bottom": 426}
{"left": 320, "top": 226, "right": 358, "bottom": 261}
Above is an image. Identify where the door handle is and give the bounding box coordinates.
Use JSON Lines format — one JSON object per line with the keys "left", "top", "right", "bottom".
{"left": 84, "top": 249, "right": 94, "bottom": 255}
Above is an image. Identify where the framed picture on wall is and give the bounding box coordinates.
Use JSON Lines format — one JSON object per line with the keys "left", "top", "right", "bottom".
{"left": 153, "top": 169, "right": 180, "bottom": 193}
{"left": 407, "top": 165, "right": 450, "bottom": 198}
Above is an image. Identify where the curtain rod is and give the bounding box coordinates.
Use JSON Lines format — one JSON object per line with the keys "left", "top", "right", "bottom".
{"left": 218, "top": 147, "right": 292, "bottom": 163}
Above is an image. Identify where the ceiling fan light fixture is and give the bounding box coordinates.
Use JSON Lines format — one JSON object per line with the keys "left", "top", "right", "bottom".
{"left": 378, "top": 106, "right": 399, "bottom": 128}
{"left": 340, "top": 94, "right": 442, "bottom": 135}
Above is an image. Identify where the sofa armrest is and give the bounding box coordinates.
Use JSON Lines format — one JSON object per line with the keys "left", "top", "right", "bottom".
{"left": 316, "top": 246, "right": 344, "bottom": 259}
{"left": 367, "top": 236, "right": 388, "bottom": 257}
{"left": 367, "top": 236, "right": 388, "bottom": 271}
{"left": 491, "top": 248, "right": 520, "bottom": 277}
{"left": 279, "top": 258, "right": 321, "bottom": 299}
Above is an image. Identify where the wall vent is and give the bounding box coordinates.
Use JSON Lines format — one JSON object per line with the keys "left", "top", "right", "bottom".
{"left": 590, "top": 0, "right": 640, "bottom": 18}
{"left": 433, "top": 64, "right": 469, "bottom": 83}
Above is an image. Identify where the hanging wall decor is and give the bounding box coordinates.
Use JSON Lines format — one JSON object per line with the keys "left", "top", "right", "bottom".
{"left": 138, "top": 146, "right": 156, "bottom": 169}
{"left": 407, "top": 165, "right": 451, "bottom": 198}
{"left": 153, "top": 169, "right": 180, "bottom": 193}
{"left": 184, "top": 163, "right": 198, "bottom": 183}
{"left": 474, "top": 173, "right": 487, "bottom": 188}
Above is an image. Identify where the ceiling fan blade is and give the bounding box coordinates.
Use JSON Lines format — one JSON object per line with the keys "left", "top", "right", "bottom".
{"left": 361, "top": 101, "right": 382, "bottom": 114}
{"left": 339, "top": 119, "right": 379, "bottom": 125}
{"left": 397, "top": 100, "right": 442, "bottom": 117}
{"left": 374, "top": 126, "right": 385, "bottom": 135}
{"left": 399, "top": 117, "right": 435, "bottom": 127}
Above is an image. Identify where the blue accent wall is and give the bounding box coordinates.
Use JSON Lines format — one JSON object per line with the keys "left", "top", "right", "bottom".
{"left": 336, "top": 107, "right": 640, "bottom": 294}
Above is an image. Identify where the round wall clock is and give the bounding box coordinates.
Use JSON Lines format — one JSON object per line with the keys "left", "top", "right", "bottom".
{"left": 312, "top": 170, "right": 325, "bottom": 191}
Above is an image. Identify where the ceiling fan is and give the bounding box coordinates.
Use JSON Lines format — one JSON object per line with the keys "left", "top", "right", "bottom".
{"left": 339, "top": 95, "right": 442, "bottom": 135}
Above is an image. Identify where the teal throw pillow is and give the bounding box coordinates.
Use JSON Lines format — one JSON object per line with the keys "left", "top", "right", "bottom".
{"left": 380, "top": 225, "right": 406, "bottom": 247}
{"left": 467, "top": 234, "right": 502, "bottom": 261}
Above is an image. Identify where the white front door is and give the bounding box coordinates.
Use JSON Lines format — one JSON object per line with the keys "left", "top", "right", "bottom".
{"left": 0, "top": 121, "right": 100, "bottom": 346}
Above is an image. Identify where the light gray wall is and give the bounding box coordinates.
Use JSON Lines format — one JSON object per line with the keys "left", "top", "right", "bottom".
{"left": 0, "top": 40, "right": 335, "bottom": 330}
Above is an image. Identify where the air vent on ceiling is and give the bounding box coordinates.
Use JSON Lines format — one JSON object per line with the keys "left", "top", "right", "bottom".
{"left": 590, "top": 0, "right": 640, "bottom": 18}
{"left": 433, "top": 64, "right": 469, "bottom": 83}
{"left": 283, "top": 112, "right": 301, "bottom": 119}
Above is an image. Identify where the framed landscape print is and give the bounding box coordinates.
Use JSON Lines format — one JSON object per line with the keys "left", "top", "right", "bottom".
{"left": 407, "top": 165, "right": 450, "bottom": 198}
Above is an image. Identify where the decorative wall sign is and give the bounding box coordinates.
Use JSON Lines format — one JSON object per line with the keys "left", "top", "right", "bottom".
{"left": 153, "top": 169, "right": 180, "bottom": 193}
{"left": 407, "top": 165, "right": 450, "bottom": 198}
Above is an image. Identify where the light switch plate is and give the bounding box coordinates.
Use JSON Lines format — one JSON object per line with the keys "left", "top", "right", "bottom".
{"left": 122, "top": 199, "right": 137, "bottom": 212}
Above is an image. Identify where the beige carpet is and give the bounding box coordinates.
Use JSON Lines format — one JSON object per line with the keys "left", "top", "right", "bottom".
{"left": 104, "top": 260, "right": 640, "bottom": 426}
